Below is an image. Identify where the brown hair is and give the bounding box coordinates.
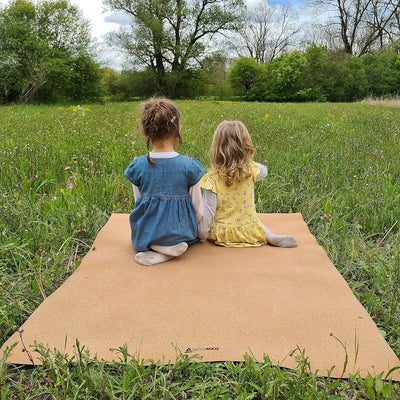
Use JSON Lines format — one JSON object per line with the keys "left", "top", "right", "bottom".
{"left": 210, "top": 120, "right": 255, "bottom": 186}
{"left": 141, "top": 98, "right": 182, "bottom": 164}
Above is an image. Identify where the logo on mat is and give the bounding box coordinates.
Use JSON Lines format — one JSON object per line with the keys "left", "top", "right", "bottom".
{"left": 185, "top": 347, "right": 220, "bottom": 353}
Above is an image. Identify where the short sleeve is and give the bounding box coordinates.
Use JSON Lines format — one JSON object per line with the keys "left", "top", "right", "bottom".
{"left": 250, "top": 161, "right": 261, "bottom": 183}
{"left": 200, "top": 172, "right": 217, "bottom": 193}
{"left": 187, "top": 157, "right": 205, "bottom": 187}
{"left": 124, "top": 158, "right": 140, "bottom": 186}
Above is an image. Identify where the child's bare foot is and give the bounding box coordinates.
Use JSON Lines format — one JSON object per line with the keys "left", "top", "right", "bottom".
{"left": 135, "top": 251, "right": 172, "bottom": 266}
{"left": 267, "top": 235, "right": 297, "bottom": 248}
{"left": 150, "top": 242, "right": 188, "bottom": 257}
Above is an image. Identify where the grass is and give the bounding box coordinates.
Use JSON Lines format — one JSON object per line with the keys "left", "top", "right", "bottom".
{"left": 1, "top": 100, "right": 400, "bottom": 398}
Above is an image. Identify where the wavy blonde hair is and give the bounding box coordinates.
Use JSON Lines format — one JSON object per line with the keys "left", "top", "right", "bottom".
{"left": 210, "top": 120, "right": 255, "bottom": 186}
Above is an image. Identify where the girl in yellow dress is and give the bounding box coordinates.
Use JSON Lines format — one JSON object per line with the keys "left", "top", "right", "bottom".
{"left": 198, "top": 120, "right": 297, "bottom": 248}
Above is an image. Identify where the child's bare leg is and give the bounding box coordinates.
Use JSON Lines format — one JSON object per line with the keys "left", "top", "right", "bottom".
{"left": 135, "top": 250, "right": 172, "bottom": 266}
{"left": 264, "top": 225, "right": 297, "bottom": 248}
{"left": 150, "top": 242, "right": 188, "bottom": 257}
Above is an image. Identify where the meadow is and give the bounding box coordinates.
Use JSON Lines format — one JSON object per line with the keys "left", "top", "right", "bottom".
{"left": 1, "top": 100, "right": 399, "bottom": 398}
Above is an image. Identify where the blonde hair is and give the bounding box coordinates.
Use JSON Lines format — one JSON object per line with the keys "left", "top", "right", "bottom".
{"left": 210, "top": 120, "right": 255, "bottom": 186}
{"left": 141, "top": 98, "right": 181, "bottom": 165}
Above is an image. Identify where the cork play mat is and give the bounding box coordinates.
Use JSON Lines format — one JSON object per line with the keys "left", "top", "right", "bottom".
{"left": 2, "top": 213, "right": 399, "bottom": 380}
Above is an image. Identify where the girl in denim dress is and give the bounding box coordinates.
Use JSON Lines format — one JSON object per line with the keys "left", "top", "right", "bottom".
{"left": 125, "top": 99, "right": 204, "bottom": 266}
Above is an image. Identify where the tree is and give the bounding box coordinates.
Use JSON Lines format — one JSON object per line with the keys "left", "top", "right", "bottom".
{"left": 264, "top": 51, "right": 308, "bottom": 101}
{"left": 330, "top": 54, "right": 369, "bottom": 101}
{"left": 238, "top": 0, "right": 299, "bottom": 64}
{"left": 302, "top": 44, "right": 331, "bottom": 101}
{"left": 103, "top": 0, "right": 245, "bottom": 96}
{"left": 303, "top": 0, "right": 400, "bottom": 56}
{"left": 362, "top": 51, "right": 400, "bottom": 96}
{"left": 227, "top": 57, "right": 267, "bottom": 100}
{"left": 0, "top": 0, "right": 101, "bottom": 103}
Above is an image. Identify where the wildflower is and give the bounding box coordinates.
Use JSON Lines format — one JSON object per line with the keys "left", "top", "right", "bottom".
{"left": 30, "top": 174, "right": 38, "bottom": 182}
{"left": 60, "top": 188, "right": 65, "bottom": 194}
{"left": 88, "top": 160, "right": 93, "bottom": 164}
{"left": 353, "top": 175, "right": 357, "bottom": 178}
{"left": 69, "top": 182, "right": 74, "bottom": 189}
{"left": 16, "top": 182, "right": 23, "bottom": 187}
{"left": 65, "top": 166, "right": 70, "bottom": 170}
{"left": 85, "top": 107, "right": 91, "bottom": 112}
{"left": 84, "top": 168, "right": 88, "bottom": 171}
{"left": 43, "top": 146, "right": 47, "bottom": 150}
{"left": 263, "top": 160, "right": 268, "bottom": 165}
{"left": 52, "top": 196, "right": 57, "bottom": 201}
{"left": 320, "top": 213, "right": 331, "bottom": 220}
{"left": 263, "top": 113, "right": 270, "bottom": 121}
{"left": 57, "top": 107, "right": 63, "bottom": 110}
{"left": 72, "top": 156, "right": 78, "bottom": 162}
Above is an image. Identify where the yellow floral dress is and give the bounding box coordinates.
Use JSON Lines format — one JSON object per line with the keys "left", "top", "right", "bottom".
{"left": 200, "top": 162, "right": 267, "bottom": 247}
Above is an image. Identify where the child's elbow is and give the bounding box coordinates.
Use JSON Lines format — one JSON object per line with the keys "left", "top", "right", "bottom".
{"left": 198, "top": 231, "right": 208, "bottom": 241}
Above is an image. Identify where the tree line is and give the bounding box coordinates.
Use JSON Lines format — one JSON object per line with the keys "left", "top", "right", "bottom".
{"left": 1, "top": 0, "right": 400, "bottom": 104}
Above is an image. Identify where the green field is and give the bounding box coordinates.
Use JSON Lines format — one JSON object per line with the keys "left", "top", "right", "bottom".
{"left": 1, "top": 101, "right": 400, "bottom": 398}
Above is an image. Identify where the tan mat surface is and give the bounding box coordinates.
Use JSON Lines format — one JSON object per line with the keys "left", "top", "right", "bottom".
{"left": 2, "top": 213, "right": 400, "bottom": 379}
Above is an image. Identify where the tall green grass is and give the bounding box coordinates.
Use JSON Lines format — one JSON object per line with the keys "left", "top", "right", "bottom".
{"left": 1, "top": 101, "right": 399, "bottom": 398}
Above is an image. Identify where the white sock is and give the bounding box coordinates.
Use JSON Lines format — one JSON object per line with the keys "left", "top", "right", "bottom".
{"left": 150, "top": 242, "right": 188, "bottom": 257}
{"left": 264, "top": 225, "right": 297, "bottom": 248}
{"left": 267, "top": 235, "right": 297, "bottom": 248}
{"left": 135, "top": 251, "right": 172, "bottom": 266}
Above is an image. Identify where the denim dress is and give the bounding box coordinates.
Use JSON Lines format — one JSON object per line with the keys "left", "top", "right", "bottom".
{"left": 124, "top": 154, "right": 205, "bottom": 252}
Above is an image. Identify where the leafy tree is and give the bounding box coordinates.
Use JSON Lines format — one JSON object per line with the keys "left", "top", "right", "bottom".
{"left": 329, "top": 54, "right": 369, "bottom": 101}
{"left": 302, "top": 44, "right": 331, "bottom": 101}
{"left": 264, "top": 51, "right": 308, "bottom": 101}
{"left": 101, "top": 67, "right": 121, "bottom": 98}
{"left": 362, "top": 51, "right": 400, "bottom": 97}
{"left": 227, "top": 57, "right": 267, "bottom": 100}
{"left": 104, "top": 0, "right": 245, "bottom": 96}
{"left": 0, "top": 0, "right": 102, "bottom": 103}
{"left": 195, "top": 52, "right": 233, "bottom": 99}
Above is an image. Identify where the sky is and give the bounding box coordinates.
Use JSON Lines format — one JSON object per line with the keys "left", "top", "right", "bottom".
{"left": 0, "top": 0, "right": 304, "bottom": 70}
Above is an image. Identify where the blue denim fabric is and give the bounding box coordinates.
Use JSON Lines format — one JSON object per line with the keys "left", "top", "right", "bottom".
{"left": 124, "top": 154, "right": 204, "bottom": 252}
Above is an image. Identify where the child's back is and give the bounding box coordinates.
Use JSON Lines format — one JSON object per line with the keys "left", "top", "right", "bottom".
{"left": 199, "top": 120, "right": 296, "bottom": 249}
{"left": 201, "top": 161, "right": 266, "bottom": 247}
{"left": 126, "top": 153, "right": 203, "bottom": 252}
{"left": 125, "top": 99, "right": 204, "bottom": 265}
